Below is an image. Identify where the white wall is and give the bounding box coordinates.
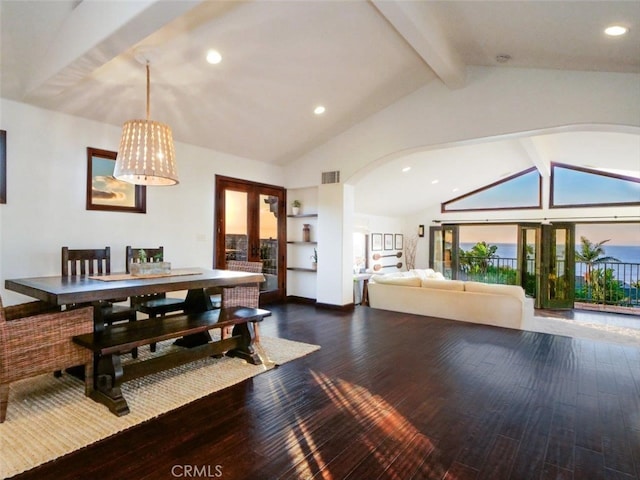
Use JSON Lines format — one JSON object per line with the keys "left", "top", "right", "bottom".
{"left": 0, "top": 99, "right": 284, "bottom": 304}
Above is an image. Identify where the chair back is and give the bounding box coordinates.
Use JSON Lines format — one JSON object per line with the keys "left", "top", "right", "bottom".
{"left": 227, "top": 260, "right": 263, "bottom": 274}
{"left": 222, "top": 261, "right": 263, "bottom": 309}
{"left": 62, "top": 246, "right": 111, "bottom": 277}
{"left": 125, "top": 246, "right": 164, "bottom": 273}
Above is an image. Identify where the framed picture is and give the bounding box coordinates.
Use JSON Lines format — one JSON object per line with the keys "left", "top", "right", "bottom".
{"left": 86, "top": 147, "right": 146, "bottom": 213}
{"left": 384, "top": 233, "right": 393, "bottom": 250}
{"left": 394, "top": 234, "right": 403, "bottom": 250}
{"left": 371, "top": 233, "right": 383, "bottom": 251}
{"left": 0, "top": 130, "right": 6, "bottom": 204}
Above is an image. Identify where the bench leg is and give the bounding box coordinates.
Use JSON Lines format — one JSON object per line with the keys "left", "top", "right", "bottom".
{"left": 227, "top": 322, "right": 262, "bottom": 365}
{"left": 90, "top": 353, "right": 130, "bottom": 416}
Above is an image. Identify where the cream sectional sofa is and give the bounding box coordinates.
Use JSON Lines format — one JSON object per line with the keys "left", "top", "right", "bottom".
{"left": 367, "top": 270, "right": 533, "bottom": 330}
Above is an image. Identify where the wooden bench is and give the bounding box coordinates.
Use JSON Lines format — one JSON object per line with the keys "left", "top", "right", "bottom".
{"left": 73, "top": 306, "right": 271, "bottom": 416}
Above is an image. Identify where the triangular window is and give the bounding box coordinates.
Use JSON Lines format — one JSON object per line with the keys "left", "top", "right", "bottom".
{"left": 550, "top": 163, "right": 640, "bottom": 208}
{"left": 442, "top": 167, "right": 541, "bottom": 212}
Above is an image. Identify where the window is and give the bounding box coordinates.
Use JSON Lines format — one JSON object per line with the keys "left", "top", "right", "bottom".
{"left": 550, "top": 163, "right": 640, "bottom": 208}
{"left": 442, "top": 168, "right": 541, "bottom": 212}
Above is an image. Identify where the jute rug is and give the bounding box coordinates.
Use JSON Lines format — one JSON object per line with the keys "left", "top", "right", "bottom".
{"left": 0, "top": 335, "right": 320, "bottom": 479}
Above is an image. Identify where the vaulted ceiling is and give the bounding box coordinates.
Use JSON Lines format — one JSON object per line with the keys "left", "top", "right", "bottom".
{"left": 2, "top": 1, "right": 639, "bottom": 216}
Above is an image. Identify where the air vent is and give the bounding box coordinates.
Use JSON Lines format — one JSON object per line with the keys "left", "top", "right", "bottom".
{"left": 321, "top": 171, "right": 340, "bottom": 184}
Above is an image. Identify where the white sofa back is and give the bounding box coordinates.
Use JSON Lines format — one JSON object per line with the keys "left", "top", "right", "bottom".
{"left": 368, "top": 273, "right": 530, "bottom": 330}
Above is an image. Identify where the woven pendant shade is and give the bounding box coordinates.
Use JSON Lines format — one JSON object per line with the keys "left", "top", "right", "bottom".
{"left": 116, "top": 119, "right": 178, "bottom": 186}
{"left": 115, "top": 59, "right": 179, "bottom": 186}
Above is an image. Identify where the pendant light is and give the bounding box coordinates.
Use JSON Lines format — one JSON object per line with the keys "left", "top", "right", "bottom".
{"left": 115, "top": 50, "right": 179, "bottom": 186}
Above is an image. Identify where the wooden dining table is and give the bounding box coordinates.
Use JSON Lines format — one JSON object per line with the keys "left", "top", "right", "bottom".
{"left": 5, "top": 267, "right": 264, "bottom": 331}
{"left": 5, "top": 267, "right": 267, "bottom": 414}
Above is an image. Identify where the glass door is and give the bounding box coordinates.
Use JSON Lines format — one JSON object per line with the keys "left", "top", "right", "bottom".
{"left": 538, "top": 223, "right": 575, "bottom": 309}
{"left": 429, "top": 225, "right": 459, "bottom": 279}
{"left": 517, "top": 224, "right": 539, "bottom": 298}
{"left": 215, "top": 176, "right": 286, "bottom": 304}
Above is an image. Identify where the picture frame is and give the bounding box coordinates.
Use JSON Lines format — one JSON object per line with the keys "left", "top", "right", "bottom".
{"left": 86, "top": 147, "right": 146, "bottom": 213}
{"left": 371, "top": 233, "right": 383, "bottom": 251}
{"left": 384, "top": 233, "right": 393, "bottom": 250}
{"left": 0, "top": 130, "right": 6, "bottom": 204}
{"left": 394, "top": 234, "right": 403, "bottom": 250}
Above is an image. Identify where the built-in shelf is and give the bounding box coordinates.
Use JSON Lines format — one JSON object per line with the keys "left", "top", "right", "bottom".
{"left": 287, "top": 241, "right": 318, "bottom": 245}
{"left": 287, "top": 267, "right": 317, "bottom": 272}
{"left": 287, "top": 214, "right": 318, "bottom": 218}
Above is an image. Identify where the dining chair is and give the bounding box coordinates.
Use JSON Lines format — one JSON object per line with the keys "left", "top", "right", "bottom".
{"left": 126, "top": 246, "right": 186, "bottom": 352}
{"left": 0, "top": 294, "right": 93, "bottom": 422}
{"left": 61, "top": 246, "right": 138, "bottom": 357}
{"left": 220, "top": 260, "right": 264, "bottom": 341}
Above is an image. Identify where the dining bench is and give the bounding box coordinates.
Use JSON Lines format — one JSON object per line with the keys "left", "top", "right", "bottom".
{"left": 73, "top": 306, "right": 270, "bottom": 416}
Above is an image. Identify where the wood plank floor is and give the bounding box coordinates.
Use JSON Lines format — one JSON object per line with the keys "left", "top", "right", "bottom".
{"left": 12, "top": 304, "right": 640, "bottom": 480}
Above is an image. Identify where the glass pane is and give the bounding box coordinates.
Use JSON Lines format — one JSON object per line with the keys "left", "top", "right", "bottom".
{"left": 225, "top": 190, "right": 248, "bottom": 261}
{"left": 522, "top": 228, "right": 537, "bottom": 297}
{"left": 552, "top": 164, "right": 640, "bottom": 206}
{"left": 549, "top": 228, "right": 568, "bottom": 301}
{"left": 443, "top": 169, "right": 541, "bottom": 211}
{"left": 259, "top": 194, "right": 278, "bottom": 293}
{"left": 443, "top": 228, "right": 454, "bottom": 279}
{"left": 431, "top": 229, "right": 444, "bottom": 273}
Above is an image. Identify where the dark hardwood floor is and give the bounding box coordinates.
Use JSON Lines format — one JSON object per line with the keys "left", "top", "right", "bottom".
{"left": 12, "top": 303, "right": 640, "bottom": 480}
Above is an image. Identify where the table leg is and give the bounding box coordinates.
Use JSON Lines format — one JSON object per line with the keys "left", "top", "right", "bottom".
{"left": 174, "top": 288, "right": 213, "bottom": 348}
{"left": 90, "top": 353, "right": 130, "bottom": 416}
{"left": 227, "top": 322, "right": 262, "bottom": 365}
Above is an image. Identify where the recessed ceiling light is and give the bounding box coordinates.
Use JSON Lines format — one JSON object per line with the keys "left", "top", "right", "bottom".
{"left": 206, "top": 49, "right": 222, "bottom": 64}
{"left": 431, "top": 179, "right": 439, "bottom": 184}
{"left": 402, "top": 166, "right": 411, "bottom": 173}
{"left": 314, "top": 106, "right": 326, "bottom": 115}
{"left": 452, "top": 187, "right": 459, "bottom": 192}
{"left": 604, "top": 25, "right": 628, "bottom": 36}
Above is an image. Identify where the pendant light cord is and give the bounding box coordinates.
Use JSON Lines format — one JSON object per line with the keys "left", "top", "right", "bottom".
{"left": 146, "top": 62, "right": 150, "bottom": 120}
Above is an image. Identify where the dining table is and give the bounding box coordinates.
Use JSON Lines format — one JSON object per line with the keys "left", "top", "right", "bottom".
{"left": 5, "top": 267, "right": 267, "bottom": 415}
{"left": 5, "top": 267, "right": 264, "bottom": 332}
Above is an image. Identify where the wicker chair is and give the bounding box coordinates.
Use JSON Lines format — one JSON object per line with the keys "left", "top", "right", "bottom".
{"left": 126, "top": 246, "right": 186, "bottom": 352}
{"left": 0, "top": 295, "right": 93, "bottom": 422}
{"left": 220, "top": 260, "right": 263, "bottom": 341}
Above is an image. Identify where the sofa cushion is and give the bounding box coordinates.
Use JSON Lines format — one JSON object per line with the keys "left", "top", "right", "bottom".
{"left": 371, "top": 274, "right": 422, "bottom": 287}
{"left": 411, "top": 269, "right": 445, "bottom": 281}
{"left": 464, "top": 281, "right": 525, "bottom": 301}
{"left": 421, "top": 278, "right": 465, "bottom": 291}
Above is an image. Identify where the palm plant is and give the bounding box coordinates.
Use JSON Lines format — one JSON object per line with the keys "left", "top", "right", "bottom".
{"left": 575, "top": 236, "right": 620, "bottom": 285}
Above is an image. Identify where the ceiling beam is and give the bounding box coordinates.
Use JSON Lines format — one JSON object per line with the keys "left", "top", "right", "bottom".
{"left": 518, "top": 137, "right": 550, "bottom": 177}
{"left": 24, "top": 0, "right": 202, "bottom": 101}
{"left": 371, "top": 0, "right": 466, "bottom": 89}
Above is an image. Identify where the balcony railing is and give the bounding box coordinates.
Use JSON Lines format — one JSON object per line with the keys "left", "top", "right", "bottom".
{"left": 454, "top": 256, "right": 640, "bottom": 309}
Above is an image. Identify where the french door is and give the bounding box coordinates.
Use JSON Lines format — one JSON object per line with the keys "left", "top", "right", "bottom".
{"left": 517, "top": 223, "right": 575, "bottom": 309}
{"left": 214, "top": 176, "right": 286, "bottom": 304}
{"left": 429, "top": 225, "right": 459, "bottom": 278}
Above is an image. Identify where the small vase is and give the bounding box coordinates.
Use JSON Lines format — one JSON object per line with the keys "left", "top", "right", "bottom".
{"left": 311, "top": 262, "right": 317, "bottom": 270}
{"left": 303, "top": 224, "right": 311, "bottom": 242}
{"left": 292, "top": 206, "right": 300, "bottom": 215}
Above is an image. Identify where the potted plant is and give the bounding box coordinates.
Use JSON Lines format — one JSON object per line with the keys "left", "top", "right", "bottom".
{"left": 310, "top": 248, "right": 318, "bottom": 270}
{"left": 130, "top": 249, "right": 172, "bottom": 276}
{"left": 292, "top": 200, "right": 301, "bottom": 215}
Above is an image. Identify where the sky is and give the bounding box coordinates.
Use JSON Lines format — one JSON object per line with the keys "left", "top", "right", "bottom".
{"left": 459, "top": 223, "right": 640, "bottom": 246}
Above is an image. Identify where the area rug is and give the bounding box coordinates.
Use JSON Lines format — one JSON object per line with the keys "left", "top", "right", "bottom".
{"left": 0, "top": 336, "right": 320, "bottom": 479}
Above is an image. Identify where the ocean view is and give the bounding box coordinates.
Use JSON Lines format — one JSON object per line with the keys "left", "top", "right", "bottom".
{"left": 460, "top": 243, "right": 640, "bottom": 286}
{"left": 460, "top": 243, "right": 640, "bottom": 264}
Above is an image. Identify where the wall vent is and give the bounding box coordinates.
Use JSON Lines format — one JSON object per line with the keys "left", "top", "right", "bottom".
{"left": 321, "top": 170, "right": 340, "bottom": 184}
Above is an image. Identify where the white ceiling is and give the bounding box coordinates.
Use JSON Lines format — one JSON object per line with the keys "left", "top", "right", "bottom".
{"left": 2, "top": 0, "right": 639, "bottom": 216}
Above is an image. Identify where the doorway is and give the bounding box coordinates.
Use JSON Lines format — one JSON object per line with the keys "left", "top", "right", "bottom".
{"left": 214, "top": 175, "right": 286, "bottom": 304}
